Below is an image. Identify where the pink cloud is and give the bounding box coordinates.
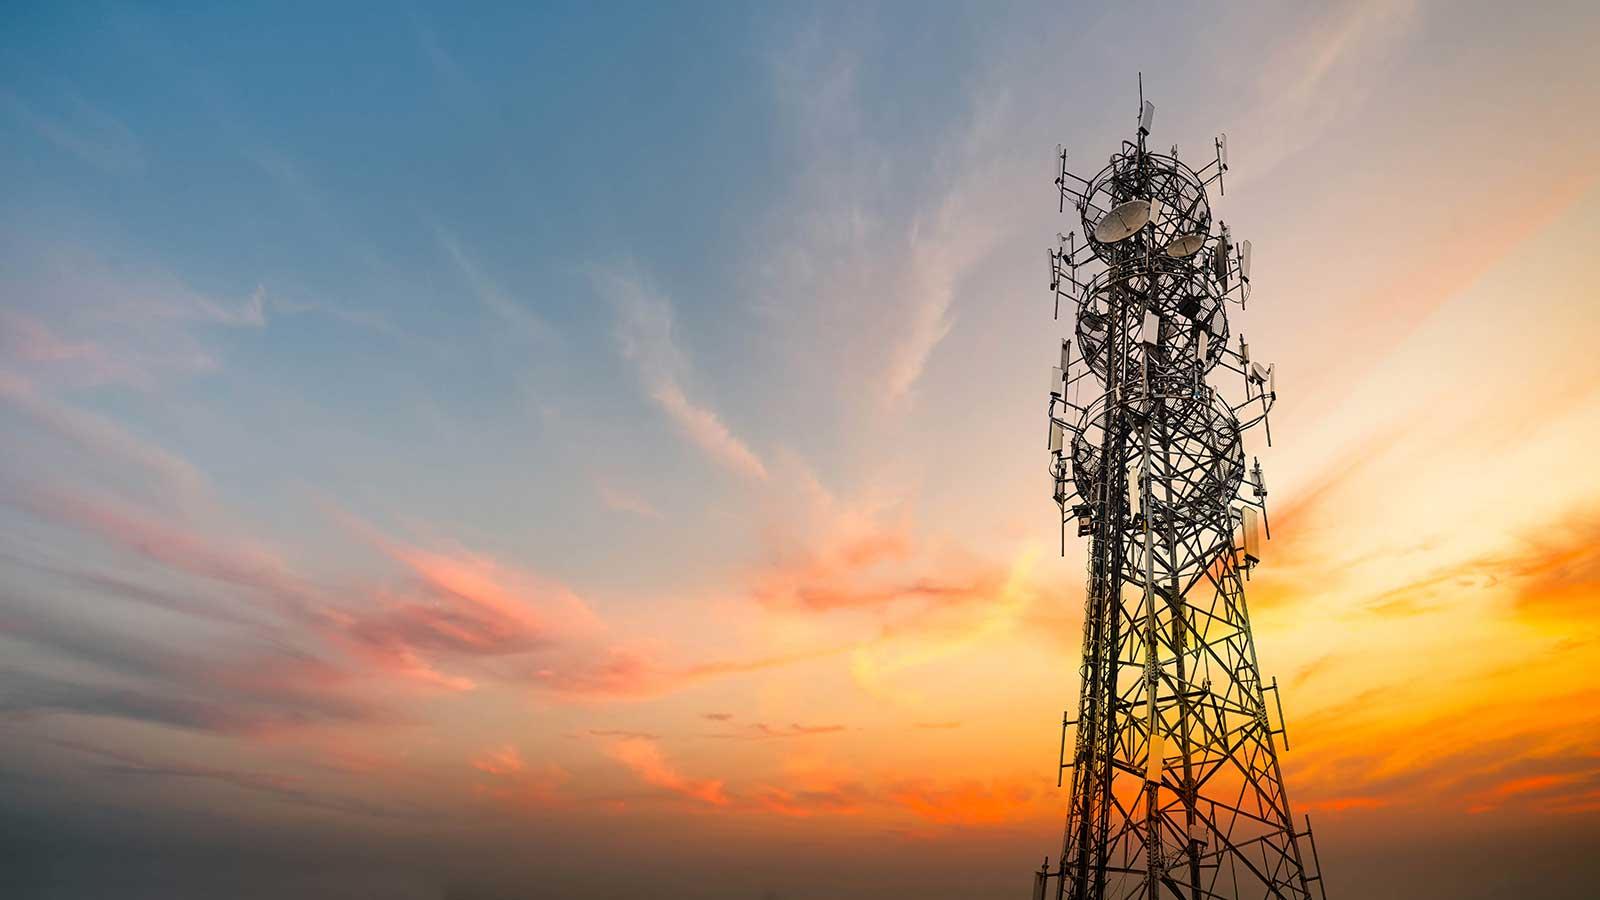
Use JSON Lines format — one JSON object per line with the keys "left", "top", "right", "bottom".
{"left": 15, "top": 487, "right": 314, "bottom": 621}
{"left": 0, "top": 375, "right": 209, "bottom": 503}
{"left": 606, "top": 737, "right": 729, "bottom": 807}
{"left": 532, "top": 643, "right": 852, "bottom": 702}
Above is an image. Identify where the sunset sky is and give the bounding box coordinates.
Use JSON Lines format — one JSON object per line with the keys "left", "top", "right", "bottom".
{"left": 3, "top": 2, "right": 1599, "bottom": 898}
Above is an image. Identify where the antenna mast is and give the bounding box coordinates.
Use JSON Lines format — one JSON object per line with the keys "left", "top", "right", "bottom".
{"left": 1037, "top": 82, "right": 1328, "bottom": 900}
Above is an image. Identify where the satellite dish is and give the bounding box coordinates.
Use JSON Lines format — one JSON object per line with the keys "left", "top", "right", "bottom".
{"left": 1093, "top": 199, "right": 1151, "bottom": 243}
{"left": 1165, "top": 233, "right": 1206, "bottom": 258}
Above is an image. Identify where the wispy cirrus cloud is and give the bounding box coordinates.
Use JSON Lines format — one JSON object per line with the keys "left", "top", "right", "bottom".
{"left": 11, "top": 486, "right": 317, "bottom": 621}
{"left": 437, "top": 229, "right": 553, "bottom": 343}
{"left": 0, "top": 243, "right": 267, "bottom": 389}
{"left": 2, "top": 87, "right": 144, "bottom": 173}
{"left": 0, "top": 372, "right": 209, "bottom": 506}
{"left": 603, "top": 266, "right": 769, "bottom": 480}
{"left": 594, "top": 479, "right": 663, "bottom": 520}
{"left": 754, "top": 33, "right": 1014, "bottom": 408}
{"left": 1234, "top": 0, "right": 1422, "bottom": 184}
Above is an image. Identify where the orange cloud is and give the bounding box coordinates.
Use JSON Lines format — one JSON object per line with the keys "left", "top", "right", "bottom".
{"left": 15, "top": 487, "right": 314, "bottom": 620}
{"left": 886, "top": 777, "right": 1041, "bottom": 826}
{"left": 470, "top": 748, "right": 570, "bottom": 810}
{"left": 606, "top": 737, "right": 729, "bottom": 807}
{"left": 471, "top": 745, "right": 526, "bottom": 776}
{"left": 753, "top": 782, "right": 870, "bottom": 818}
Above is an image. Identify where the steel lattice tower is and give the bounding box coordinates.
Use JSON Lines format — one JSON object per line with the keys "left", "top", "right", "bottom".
{"left": 1034, "top": 86, "right": 1329, "bottom": 900}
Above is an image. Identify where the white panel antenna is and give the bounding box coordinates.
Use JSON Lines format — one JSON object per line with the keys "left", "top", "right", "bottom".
{"left": 1141, "top": 311, "right": 1161, "bottom": 345}
{"left": 1241, "top": 506, "right": 1262, "bottom": 563}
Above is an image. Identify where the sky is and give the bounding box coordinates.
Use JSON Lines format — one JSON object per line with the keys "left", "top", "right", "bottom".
{"left": 2, "top": 1, "right": 1599, "bottom": 898}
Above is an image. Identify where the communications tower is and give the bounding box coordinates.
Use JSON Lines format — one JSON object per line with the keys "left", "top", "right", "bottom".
{"left": 1034, "top": 84, "right": 1329, "bottom": 900}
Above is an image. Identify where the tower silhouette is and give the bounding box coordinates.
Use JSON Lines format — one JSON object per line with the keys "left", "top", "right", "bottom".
{"left": 1037, "top": 85, "right": 1329, "bottom": 900}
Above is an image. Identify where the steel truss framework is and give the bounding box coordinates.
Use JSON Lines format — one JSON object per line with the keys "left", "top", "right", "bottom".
{"left": 1037, "top": 92, "right": 1329, "bottom": 900}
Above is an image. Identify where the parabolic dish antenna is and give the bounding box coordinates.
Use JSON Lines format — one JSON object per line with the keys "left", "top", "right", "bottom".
{"left": 1165, "top": 233, "right": 1206, "bottom": 258}
{"left": 1092, "top": 199, "right": 1151, "bottom": 243}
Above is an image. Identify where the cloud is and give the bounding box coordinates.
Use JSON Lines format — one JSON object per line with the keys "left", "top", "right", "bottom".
{"left": 1, "top": 88, "right": 144, "bottom": 173}
{"left": 885, "top": 777, "right": 1041, "bottom": 826}
{"left": 10, "top": 488, "right": 319, "bottom": 626}
{"left": 9, "top": 474, "right": 624, "bottom": 716}
{"left": 606, "top": 737, "right": 729, "bottom": 807}
{"left": 0, "top": 550, "right": 255, "bottom": 626}
{"left": 648, "top": 382, "right": 769, "bottom": 480}
{"left": 1488, "top": 505, "right": 1600, "bottom": 625}
{"left": 745, "top": 764, "right": 1045, "bottom": 826}
{"left": 316, "top": 507, "right": 609, "bottom": 691}
{"left": 530, "top": 643, "right": 847, "bottom": 702}
{"left": 595, "top": 480, "right": 663, "bottom": 519}
{"left": 603, "top": 267, "right": 769, "bottom": 480}
{"left": 586, "top": 729, "right": 659, "bottom": 741}
{"left": 0, "top": 372, "right": 210, "bottom": 505}
{"left": 710, "top": 722, "right": 847, "bottom": 740}
{"left": 470, "top": 745, "right": 526, "bottom": 776}
{"left": 1235, "top": 0, "right": 1422, "bottom": 183}
{"left": 12, "top": 487, "right": 316, "bottom": 620}
{"left": 0, "top": 244, "right": 267, "bottom": 390}
{"left": 754, "top": 34, "right": 1013, "bottom": 407}
{"left": 0, "top": 666, "right": 266, "bottom": 734}
{"left": 752, "top": 782, "right": 870, "bottom": 819}
{"left": 0, "top": 311, "right": 107, "bottom": 365}
{"left": 262, "top": 292, "right": 397, "bottom": 336}
{"left": 748, "top": 481, "right": 1018, "bottom": 621}
{"left": 0, "top": 593, "right": 383, "bottom": 736}
{"left": 49, "top": 737, "right": 416, "bottom": 819}
{"left": 437, "top": 230, "right": 553, "bottom": 342}
{"left": 878, "top": 192, "right": 1005, "bottom": 405}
